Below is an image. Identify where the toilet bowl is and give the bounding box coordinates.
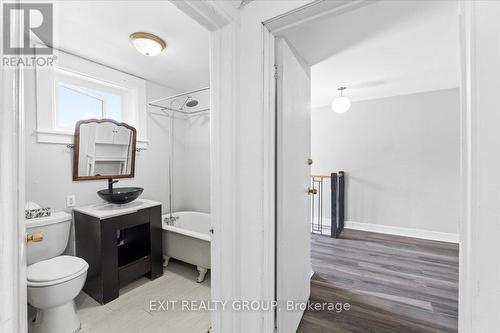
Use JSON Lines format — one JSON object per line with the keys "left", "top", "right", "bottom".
{"left": 26, "top": 212, "right": 89, "bottom": 333}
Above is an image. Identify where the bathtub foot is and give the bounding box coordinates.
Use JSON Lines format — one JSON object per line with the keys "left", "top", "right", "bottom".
{"left": 163, "top": 255, "right": 170, "bottom": 267}
{"left": 197, "top": 266, "right": 208, "bottom": 283}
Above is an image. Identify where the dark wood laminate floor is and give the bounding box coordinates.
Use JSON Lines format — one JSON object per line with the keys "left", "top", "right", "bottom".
{"left": 297, "top": 229, "right": 459, "bottom": 333}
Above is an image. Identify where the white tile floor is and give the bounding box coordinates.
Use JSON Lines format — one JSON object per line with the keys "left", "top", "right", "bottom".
{"left": 75, "top": 260, "right": 211, "bottom": 333}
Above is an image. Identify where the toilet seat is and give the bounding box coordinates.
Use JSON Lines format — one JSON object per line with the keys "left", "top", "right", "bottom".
{"left": 27, "top": 255, "right": 89, "bottom": 287}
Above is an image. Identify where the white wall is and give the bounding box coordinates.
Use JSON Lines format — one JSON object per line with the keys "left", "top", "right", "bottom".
{"left": 182, "top": 92, "right": 211, "bottom": 213}
{"left": 161, "top": 88, "right": 211, "bottom": 213}
{"left": 311, "top": 88, "right": 460, "bottom": 236}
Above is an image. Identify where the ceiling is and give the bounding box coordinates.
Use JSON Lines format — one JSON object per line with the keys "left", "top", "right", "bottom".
{"left": 49, "top": 1, "right": 209, "bottom": 92}
{"left": 282, "top": 0, "right": 460, "bottom": 106}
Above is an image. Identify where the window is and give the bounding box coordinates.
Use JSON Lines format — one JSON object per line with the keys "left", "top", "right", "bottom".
{"left": 56, "top": 83, "right": 123, "bottom": 130}
{"left": 36, "top": 49, "right": 148, "bottom": 147}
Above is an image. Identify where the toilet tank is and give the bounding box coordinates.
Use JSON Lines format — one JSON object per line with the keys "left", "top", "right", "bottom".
{"left": 26, "top": 212, "right": 72, "bottom": 265}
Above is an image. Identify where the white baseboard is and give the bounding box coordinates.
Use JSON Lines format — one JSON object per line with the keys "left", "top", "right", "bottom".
{"left": 344, "top": 221, "right": 459, "bottom": 243}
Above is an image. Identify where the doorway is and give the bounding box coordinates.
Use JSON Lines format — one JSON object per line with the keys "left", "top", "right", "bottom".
{"left": 269, "top": 1, "right": 463, "bottom": 332}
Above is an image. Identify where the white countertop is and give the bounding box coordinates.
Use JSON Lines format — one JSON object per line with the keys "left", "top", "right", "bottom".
{"left": 73, "top": 199, "right": 162, "bottom": 219}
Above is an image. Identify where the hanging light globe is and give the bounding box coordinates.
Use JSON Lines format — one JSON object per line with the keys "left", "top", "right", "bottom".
{"left": 331, "top": 87, "right": 351, "bottom": 114}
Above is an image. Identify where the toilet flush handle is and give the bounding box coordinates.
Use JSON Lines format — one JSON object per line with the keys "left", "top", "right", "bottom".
{"left": 27, "top": 232, "right": 44, "bottom": 242}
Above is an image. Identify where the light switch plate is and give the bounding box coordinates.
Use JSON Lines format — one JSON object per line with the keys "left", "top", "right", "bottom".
{"left": 66, "top": 195, "right": 76, "bottom": 207}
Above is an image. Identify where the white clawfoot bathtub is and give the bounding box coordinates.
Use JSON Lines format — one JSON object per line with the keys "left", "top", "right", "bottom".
{"left": 161, "top": 211, "right": 210, "bottom": 282}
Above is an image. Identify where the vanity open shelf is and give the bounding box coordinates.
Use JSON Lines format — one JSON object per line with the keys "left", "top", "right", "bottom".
{"left": 118, "top": 236, "right": 150, "bottom": 267}
{"left": 74, "top": 199, "right": 163, "bottom": 304}
{"left": 116, "top": 223, "right": 152, "bottom": 285}
{"left": 118, "top": 240, "right": 150, "bottom": 267}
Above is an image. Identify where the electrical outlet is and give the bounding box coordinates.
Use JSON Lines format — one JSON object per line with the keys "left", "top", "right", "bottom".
{"left": 66, "top": 195, "right": 76, "bottom": 207}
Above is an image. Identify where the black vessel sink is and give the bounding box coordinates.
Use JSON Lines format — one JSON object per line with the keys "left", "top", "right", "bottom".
{"left": 97, "top": 187, "right": 144, "bottom": 204}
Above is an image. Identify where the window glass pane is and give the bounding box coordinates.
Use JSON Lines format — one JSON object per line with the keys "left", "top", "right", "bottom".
{"left": 80, "top": 87, "right": 123, "bottom": 122}
{"left": 57, "top": 85, "right": 103, "bottom": 130}
{"left": 104, "top": 92, "right": 122, "bottom": 122}
{"left": 92, "top": 90, "right": 122, "bottom": 122}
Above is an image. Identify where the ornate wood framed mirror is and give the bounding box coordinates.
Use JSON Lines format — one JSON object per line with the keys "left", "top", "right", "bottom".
{"left": 73, "top": 119, "right": 137, "bottom": 181}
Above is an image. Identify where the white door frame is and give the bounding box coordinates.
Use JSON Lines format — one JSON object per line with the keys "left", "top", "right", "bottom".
{"left": 0, "top": 1, "right": 27, "bottom": 332}
{"left": 457, "top": 1, "right": 472, "bottom": 331}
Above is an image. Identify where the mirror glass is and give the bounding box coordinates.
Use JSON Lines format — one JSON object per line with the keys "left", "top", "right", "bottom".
{"left": 73, "top": 119, "right": 136, "bottom": 180}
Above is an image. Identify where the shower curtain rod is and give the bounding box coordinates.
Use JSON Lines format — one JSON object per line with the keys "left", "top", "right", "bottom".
{"left": 148, "top": 105, "right": 210, "bottom": 115}
{"left": 148, "top": 86, "right": 210, "bottom": 105}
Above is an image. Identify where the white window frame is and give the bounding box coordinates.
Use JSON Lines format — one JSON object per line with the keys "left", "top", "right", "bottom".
{"left": 35, "top": 49, "right": 148, "bottom": 148}
{"left": 53, "top": 74, "right": 127, "bottom": 130}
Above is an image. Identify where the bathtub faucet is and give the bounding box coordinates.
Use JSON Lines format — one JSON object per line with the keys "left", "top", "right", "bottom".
{"left": 164, "top": 215, "right": 179, "bottom": 225}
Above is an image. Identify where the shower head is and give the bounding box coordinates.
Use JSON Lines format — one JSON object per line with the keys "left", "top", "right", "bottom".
{"left": 169, "top": 96, "right": 199, "bottom": 111}
{"left": 185, "top": 96, "right": 198, "bottom": 108}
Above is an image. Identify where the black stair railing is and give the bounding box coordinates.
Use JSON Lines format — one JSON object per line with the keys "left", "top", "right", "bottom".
{"left": 310, "top": 171, "right": 345, "bottom": 238}
{"left": 310, "top": 175, "right": 325, "bottom": 234}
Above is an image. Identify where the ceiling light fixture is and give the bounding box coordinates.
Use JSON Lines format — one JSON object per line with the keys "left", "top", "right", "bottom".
{"left": 331, "top": 87, "right": 351, "bottom": 114}
{"left": 129, "top": 32, "right": 166, "bottom": 57}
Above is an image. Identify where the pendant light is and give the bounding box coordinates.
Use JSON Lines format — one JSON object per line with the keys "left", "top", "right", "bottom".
{"left": 129, "top": 32, "right": 166, "bottom": 56}
{"left": 331, "top": 87, "right": 351, "bottom": 114}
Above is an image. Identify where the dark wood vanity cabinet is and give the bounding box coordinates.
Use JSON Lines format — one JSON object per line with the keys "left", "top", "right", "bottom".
{"left": 74, "top": 204, "right": 162, "bottom": 304}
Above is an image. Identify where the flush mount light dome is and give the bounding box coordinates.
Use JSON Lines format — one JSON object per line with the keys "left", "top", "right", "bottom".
{"left": 331, "top": 87, "right": 351, "bottom": 114}
{"left": 129, "top": 32, "right": 166, "bottom": 56}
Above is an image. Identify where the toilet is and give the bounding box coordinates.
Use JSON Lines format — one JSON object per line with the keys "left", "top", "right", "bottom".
{"left": 26, "top": 211, "right": 89, "bottom": 333}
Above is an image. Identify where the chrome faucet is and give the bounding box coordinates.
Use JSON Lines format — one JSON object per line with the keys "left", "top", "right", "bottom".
{"left": 164, "top": 215, "right": 179, "bottom": 225}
